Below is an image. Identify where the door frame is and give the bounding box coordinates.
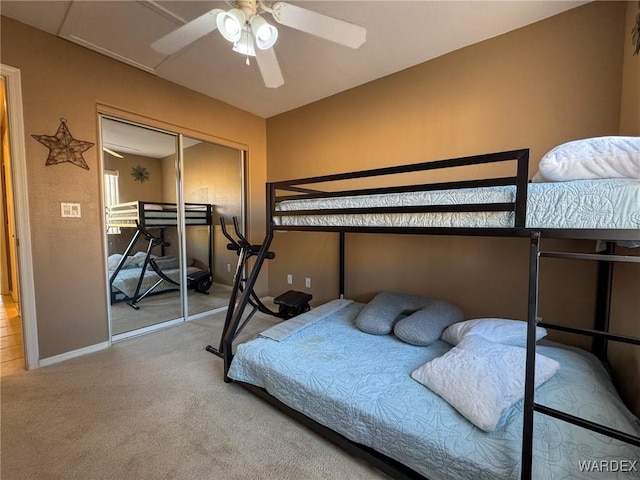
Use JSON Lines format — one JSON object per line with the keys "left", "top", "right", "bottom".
{"left": 0, "top": 64, "right": 39, "bottom": 370}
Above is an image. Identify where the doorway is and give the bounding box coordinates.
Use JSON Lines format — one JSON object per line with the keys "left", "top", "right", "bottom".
{"left": 0, "top": 75, "right": 24, "bottom": 375}
{"left": 1, "top": 63, "right": 39, "bottom": 374}
{"left": 100, "top": 116, "right": 245, "bottom": 340}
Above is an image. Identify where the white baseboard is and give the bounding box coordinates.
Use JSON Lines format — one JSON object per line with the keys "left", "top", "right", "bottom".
{"left": 39, "top": 342, "right": 110, "bottom": 367}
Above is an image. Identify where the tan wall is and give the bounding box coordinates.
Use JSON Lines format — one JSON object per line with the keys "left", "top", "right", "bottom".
{"left": 619, "top": 1, "right": 640, "bottom": 135}
{"left": 608, "top": 1, "right": 640, "bottom": 417}
{"left": 105, "top": 153, "right": 166, "bottom": 206}
{"left": 1, "top": 16, "right": 267, "bottom": 359}
{"left": 266, "top": 1, "right": 636, "bottom": 404}
{"left": 268, "top": 2, "right": 625, "bottom": 182}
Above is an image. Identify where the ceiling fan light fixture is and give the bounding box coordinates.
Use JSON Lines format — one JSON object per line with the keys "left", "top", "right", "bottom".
{"left": 250, "top": 15, "right": 278, "bottom": 50}
{"left": 153, "top": 0, "right": 368, "bottom": 88}
{"left": 216, "top": 8, "right": 246, "bottom": 42}
{"left": 232, "top": 25, "right": 256, "bottom": 57}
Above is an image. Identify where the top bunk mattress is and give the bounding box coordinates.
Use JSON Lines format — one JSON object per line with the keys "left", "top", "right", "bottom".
{"left": 274, "top": 178, "right": 640, "bottom": 233}
{"left": 107, "top": 201, "right": 212, "bottom": 228}
{"left": 229, "top": 300, "right": 640, "bottom": 480}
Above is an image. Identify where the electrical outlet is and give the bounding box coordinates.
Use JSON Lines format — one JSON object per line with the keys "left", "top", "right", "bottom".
{"left": 305, "top": 277, "right": 311, "bottom": 288}
{"left": 227, "top": 263, "right": 231, "bottom": 272}
{"left": 287, "top": 274, "right": 293, "bottom": 284}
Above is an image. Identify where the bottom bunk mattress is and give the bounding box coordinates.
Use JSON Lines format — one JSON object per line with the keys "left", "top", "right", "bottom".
{"left": 228, "top": 300, "right": 640, "bottom": 480}
{"left": 110, "top": 265, "right": 201, "bottom": 299}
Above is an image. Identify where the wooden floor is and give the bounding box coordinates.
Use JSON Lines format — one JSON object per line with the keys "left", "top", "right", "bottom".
{"left": 1, "top": 295, "right": 24, "bottom": 377}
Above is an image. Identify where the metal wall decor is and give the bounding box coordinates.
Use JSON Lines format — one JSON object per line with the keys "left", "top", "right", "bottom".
{"left": 131, "top": 165, "right": 150, "bottom": 183}
{"left": 31, "top": 118, "right": 94, "bottom": 170}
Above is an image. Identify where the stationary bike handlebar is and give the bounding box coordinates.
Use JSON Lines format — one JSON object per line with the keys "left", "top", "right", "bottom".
{"left": 207, "top": 216, "right": 296, "bottom": 360}
{"left": 220, "top": 217, "right": 275, "bottom": 259}
{"left": 222, "top": 215, "right": 279, "bottom": 318}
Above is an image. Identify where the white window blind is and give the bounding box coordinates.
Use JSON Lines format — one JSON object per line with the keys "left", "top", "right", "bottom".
{"left": 104, "top": 170, "right": 120, "bottom": 234}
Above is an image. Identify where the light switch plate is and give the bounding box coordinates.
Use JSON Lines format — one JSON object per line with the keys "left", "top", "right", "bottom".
{"left": 61, "top": 203, "right": 81, "bottom": 218}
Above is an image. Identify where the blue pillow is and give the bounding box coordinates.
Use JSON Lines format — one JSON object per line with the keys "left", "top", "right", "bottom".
{"left": 394, "top": 299, "right": 463, "bottom": 346}
{"left": 355, "top": 291, "right": 431, "bottom": 335}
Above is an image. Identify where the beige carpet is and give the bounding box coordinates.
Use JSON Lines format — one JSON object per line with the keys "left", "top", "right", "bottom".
{"left": 0, "top": 306, "right": 388, "bottom": 480}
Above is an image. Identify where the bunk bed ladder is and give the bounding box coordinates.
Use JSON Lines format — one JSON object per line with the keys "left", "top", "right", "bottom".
{"left": 521, "top": 235, "right": 640, "bottom": 479}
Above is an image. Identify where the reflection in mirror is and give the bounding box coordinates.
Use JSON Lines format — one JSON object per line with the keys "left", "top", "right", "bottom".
{"left": 102, "top": 116, "right": 245, "bottom": 339}
{"left": 102, "top": 117, "right": 184, "bottom": 336}
{"left": 182, "top": 139, "right": 244, "bottom": 318}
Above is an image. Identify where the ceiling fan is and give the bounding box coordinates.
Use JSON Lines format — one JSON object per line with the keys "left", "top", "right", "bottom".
{"left": 151, "top": 0, "right": 366, "bottom": 88}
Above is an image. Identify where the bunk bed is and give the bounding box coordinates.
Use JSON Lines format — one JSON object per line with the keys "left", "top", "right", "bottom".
{"left": 217, "top": 144, "right": 640, "bottom": 479}
{"left": 107, "top": 201, "right": 213, "bottom": 308}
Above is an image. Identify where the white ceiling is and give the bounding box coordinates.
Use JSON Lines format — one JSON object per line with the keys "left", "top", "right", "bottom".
{"left": 101, "top": 117, "right": 201, "bottom": 158}
{"left": 2, "top": 1, "right": 588, "bottom": 118}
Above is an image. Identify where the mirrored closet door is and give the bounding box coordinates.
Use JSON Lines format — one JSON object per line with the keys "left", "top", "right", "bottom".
{"left": 182, "top": 137, "right": 244, "bottom": 318}
{"left": 101, "top": 116, "right": 244, "bottom": 340}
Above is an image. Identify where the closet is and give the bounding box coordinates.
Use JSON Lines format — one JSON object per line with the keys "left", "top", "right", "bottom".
{"left": 100, "top": 115, "right": 245, "bottom": 340}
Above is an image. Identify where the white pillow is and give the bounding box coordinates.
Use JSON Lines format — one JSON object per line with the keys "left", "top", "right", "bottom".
{"left": 441, "top": 318, "right": 546, "bottom": 347}
{"left": 411, "top": 335, "right": 560, "bottom": 432}
{"left": 532, "top": 136, "right": 640, "bottom": 183}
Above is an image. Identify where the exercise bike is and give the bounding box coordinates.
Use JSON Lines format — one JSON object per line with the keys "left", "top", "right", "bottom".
{"left": 206, "top": 216, "right": 311, "bottom": 358}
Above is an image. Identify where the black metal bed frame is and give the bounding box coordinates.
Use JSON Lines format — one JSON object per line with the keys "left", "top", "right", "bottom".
{"left": 107, "top": 201, "right": 214, "bottom": 307}
{"left": 217, "top": 149, "right": 640, "bottom": 480}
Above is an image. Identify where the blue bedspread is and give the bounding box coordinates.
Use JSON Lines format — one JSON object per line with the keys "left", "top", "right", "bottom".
{"left": 229, "top": 301, "right": 640, "bottom": 479}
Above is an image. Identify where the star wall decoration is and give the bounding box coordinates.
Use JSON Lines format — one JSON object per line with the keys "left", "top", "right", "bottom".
{"left": 31, "top": 118, "right": 94, "bottom": 170}
{"left": 131, "top": 165, "right": 150, "bottom": 183}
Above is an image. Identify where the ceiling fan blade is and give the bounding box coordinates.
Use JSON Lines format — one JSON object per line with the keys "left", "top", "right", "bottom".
{"left": 255, "top": 48, "right": 284, "bottom": 88}
{"left": 271, "top": 2, "right": 366, "bottom": 49}
{"left": 152, "top": 8, "right": 223, "bottom": 55}
{"left": 103, "top": 147, "right": 123, "bottom": 158}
